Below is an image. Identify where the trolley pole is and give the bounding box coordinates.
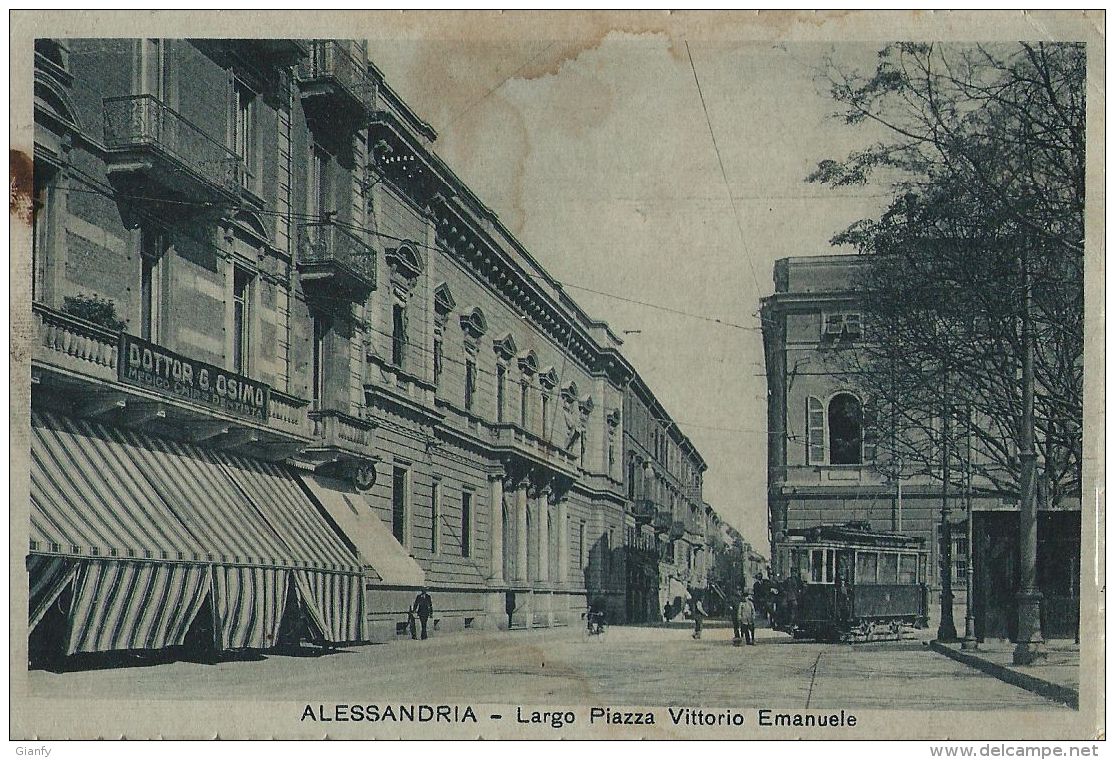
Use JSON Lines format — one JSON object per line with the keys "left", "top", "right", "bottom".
{"left": 962, "top": 402, "right": 978, "bottom": 650}
{"left": 1013, "top": 247, "right": 1046, "bottom": 665}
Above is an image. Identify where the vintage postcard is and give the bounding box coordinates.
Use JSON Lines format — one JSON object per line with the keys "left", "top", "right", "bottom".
{"left": 8, "top": 10, "right": 1104, "bottom": 742}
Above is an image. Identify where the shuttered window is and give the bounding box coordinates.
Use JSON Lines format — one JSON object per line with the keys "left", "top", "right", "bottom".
{"left": 807, "top": 396, "right": 826, "bottom": 464}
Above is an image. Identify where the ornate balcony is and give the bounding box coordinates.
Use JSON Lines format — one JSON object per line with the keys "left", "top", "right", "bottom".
{"left": 31, "top": 303, "right": 313, "bottom": 456}
{"left": 300, "top": 409, "right": 374, "bottom": 469}
{"left": 295, "top": 41, "right": 374, "bottom": 126}
{"left": 491, "top": 423, "right": 579, "bottom": 477}
{"left": 296, "top": 221, "right": 377, "bottom": 303}
{"left": 631, "top": 498, "right": 656, "bottom": 525}
{"left": 102, "top": 95, "right": 243, "bottom": 207}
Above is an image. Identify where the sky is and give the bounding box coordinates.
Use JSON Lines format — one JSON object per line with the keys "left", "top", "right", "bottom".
{"left": 365, "top": 33, "right": 894, "bottom": 551}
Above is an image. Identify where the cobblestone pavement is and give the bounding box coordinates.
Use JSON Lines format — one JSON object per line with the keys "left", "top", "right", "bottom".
{"left": 27, "top": 623, "right": 1066, "bottom": 711}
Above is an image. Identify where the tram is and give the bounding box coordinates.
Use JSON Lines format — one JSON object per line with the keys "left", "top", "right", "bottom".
{"left": 772, "top": 523, "right": 930, "bottom": 642}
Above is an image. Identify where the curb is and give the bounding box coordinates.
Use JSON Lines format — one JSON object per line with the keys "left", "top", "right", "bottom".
{"left": 929, "top": 640, "right": 1079, "bottom": 709}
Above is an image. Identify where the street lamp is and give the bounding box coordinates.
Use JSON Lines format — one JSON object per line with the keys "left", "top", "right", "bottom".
{"left": 1013, "top": 246, "right": 1045, "bottom": 664}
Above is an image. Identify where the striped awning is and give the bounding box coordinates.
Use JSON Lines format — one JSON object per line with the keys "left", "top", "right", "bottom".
{"left": 30, "top": 410, "right": 360, "bottom": 574}
{"left": 31, "top": 412, "right": 208, "bottom": 562}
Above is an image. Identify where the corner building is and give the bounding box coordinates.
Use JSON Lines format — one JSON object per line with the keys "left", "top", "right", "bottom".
{"left": 27, "top": 38, "right": 645, "bottom": 660}
{"left": 760, "top": 255, "right": 1080, "bottom": 640}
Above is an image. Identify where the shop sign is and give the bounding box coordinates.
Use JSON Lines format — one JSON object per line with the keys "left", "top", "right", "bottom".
{"left": 118, "top": 334, "right": 270, "bottom": 422}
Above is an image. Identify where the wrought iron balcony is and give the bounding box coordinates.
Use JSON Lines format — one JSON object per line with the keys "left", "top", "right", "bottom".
{"left": 652, "top": 508, "right": 672, "bottom": 534}
{"left": 295, "top": 41, "right": 374, "bottom": 124}
{"left": 102, "top": 94, "right": 243, "bottom": 206}
{"left": 296, "top": 221, "right": 377, "bottom": 302}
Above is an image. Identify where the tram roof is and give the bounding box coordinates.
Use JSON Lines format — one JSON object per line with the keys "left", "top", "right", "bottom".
{"left": 784, "top": 523, "right": 925, "bottom": 549}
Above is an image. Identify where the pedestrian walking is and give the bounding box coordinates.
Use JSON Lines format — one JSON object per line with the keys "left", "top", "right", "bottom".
{"left": 739, "top": 594, "right": 756, "bottom": 645}
{"left": 411, "top": 587, "right": 434, "bottom": 640}
{"left": 731, "top": 593, "right": 744, "bottom": 645}
{"left": 690, "top": 596, "right": 707, "bottom": 639}
{"left": 505, "top": 590, "right": 516, "bottom": 630}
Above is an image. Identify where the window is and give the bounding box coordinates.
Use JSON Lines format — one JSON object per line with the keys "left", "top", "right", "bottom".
{"left": 430, "top": 481, "right": 440, "bottom": 555}
{"left": 31, "top": 164, "right": 58, "bottom": 302}
{"left": 461, "top": 491, "right": 472, "bottom": 558}
{"left": 900, "top": 553, "right": 919, "bottom": 584}
{"left": 464, "top": 359, "right": 476, "bottom": 411}
{"left": 140, "top": 39, "right": 164, "bottom": 98}
{"left": 312, "top": 315, "right": 327, "bottom": 406}
{"left": 520, "top": 380, "right": 529, "bottom": 429}
{"left": 810, "top": 549, "right": 824, "bottom": 583}
{"left": 391, "top": 466, "right": 409, "bottom": 545}
{"left": 879, "top": 552, "right": 899, "bottom": 584}
{"left": 823, "top": 311, "right": 862, "bottom": 340}
{"left": 233, "top": 80, "right": 256, "bottom": 190}
{"left": 828, "top": 393, "right": 863, "bottom": 465}
{"left": 391, "top": 303, "right": 407, "bottom": 368}
{"left": 232, "top": 266, "right": 253, "bottom": 374}
{"left": 432, "top": 336, "right": 443, "bottom": 387}
{"left": 578, "top": 521, "right": 586, "bottom": 570}
{"left": 791, "top": 548, "right": 808, "bottom": 580}
{"left": 856, "top": 551, "right": 879, "bottom": 584}
{"left": 541, "top": 394, "right": 550, "bottom": 437}
{"left": 807, "top": 397, "right": 825, "bottom": 464}
{"left": 140, "top": 228, "right": 167, "bottom": 342}
{"left": 496, "top": 365, "right": 506, "bottom": 422}
{"left": 952, "top": 535, "right": 968, "bottom": 581}
{"left": 308, "top": 145, "right": 332, "bottom": 223}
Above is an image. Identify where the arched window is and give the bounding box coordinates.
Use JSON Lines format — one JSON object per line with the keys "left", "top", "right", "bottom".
{"left": 828, "top": 393, "right": 863, "bottom": 465}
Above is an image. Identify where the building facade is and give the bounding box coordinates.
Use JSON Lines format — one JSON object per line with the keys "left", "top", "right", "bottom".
{"left": 26, "top": 37, "right": 680, "bottom": 663}
{"left": 760, "top": 255, "right": 1080, "bottom": 639}
{"left": 621, "top": 377, "right": 707, "bottom": 622}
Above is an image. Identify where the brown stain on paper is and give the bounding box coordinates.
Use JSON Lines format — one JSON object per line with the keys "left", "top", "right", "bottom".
{"left": 10, "top": 148, "right": 34, "bottom": 225}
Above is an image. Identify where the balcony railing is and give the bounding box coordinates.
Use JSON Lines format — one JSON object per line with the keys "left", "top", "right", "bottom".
{"left": 297, "top": 221, "right": 377, "bottom": 300}
{"left": 652, "top": 508, "right": 672, "bottom": 533}
{"left": 33, "top": 303, "right": 120, "bottom": 382}
{"left": 295, "top": 41, "right": 374, "bottom": 117}
{"left": 309, "top": 409, "right": 372, "bottom": 454}
{"left": 491, "top": 422, "right": 579, "bottom": 474}
{"left": 669, "top": 520, "right": 687, "bottom": 540}
{"left": 103, "top": 94, "right": 243, "bottom": 200}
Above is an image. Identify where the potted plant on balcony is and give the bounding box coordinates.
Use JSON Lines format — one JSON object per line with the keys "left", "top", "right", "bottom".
{"left": 62, "top": 294, "right": 127, "bottom": 332}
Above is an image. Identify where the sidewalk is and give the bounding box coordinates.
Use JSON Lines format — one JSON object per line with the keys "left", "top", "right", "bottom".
{"left": 929, "top": 638, "right": 1079, "bottom": 708}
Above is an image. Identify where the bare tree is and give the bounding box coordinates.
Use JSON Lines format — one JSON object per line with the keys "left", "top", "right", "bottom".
{"left": 809, "top": 42, "right": 1084, "bottom": 508}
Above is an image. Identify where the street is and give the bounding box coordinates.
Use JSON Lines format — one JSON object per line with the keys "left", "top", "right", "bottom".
{"left": 28, "top": 623, "right": 1064, "bottom": 711}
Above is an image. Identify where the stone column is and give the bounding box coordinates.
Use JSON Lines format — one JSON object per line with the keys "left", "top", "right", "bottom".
{"left": 489, "top": 474, "right": 504, "bottom": 584}
{"left": 556, "top": 498, "right": 569, "bottom": 588}
{"left": 515, "top": 483, "right": 529, "bottom": 585}
{"left": 538, "top": 488, "right": 551, "bottom": 584}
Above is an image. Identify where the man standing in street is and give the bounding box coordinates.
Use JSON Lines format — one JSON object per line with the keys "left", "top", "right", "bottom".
{"left": 690, "top": 594, "right": 707, "bottom": 640}
{"left": 411, "top": 587, "right": 434, "bottom": 640}
{"left": 731, "top": 592, "right": 743, "bottom": 645}
{"left": 739, "top": 594, "right": 756, "bottom": 645}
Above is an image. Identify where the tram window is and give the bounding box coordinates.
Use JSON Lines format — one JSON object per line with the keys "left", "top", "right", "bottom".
{"left": 899, "top": 554, "right": 917, "bottom": 584}
{"left": 856, "top": 551, "right": 879, "bottom": 583}
{"left": 825, "top": 550, "right": 835, "bottom": 583}
{"left": 810, "top": 549, "right": 824, "bottom": 583}
{"left": 879, "top": 552, "right": 899, "bottom": 584}
{"left": 791, "top": 549, "right": 808, "bottom": 580}
{"left": 919, "top": 554, "right": 927, "bottom": 584}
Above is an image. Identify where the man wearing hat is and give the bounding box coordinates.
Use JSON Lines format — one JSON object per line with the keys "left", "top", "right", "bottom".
{"left": 411, "top": 587, "right": 434, "bottom": 640}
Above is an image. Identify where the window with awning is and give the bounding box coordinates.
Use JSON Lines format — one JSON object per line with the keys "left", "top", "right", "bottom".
{"left": 27, "top": 410, "right": 365, "bottom": 656}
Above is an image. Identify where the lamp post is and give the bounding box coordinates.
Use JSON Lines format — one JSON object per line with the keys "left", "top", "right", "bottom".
{"left": 937, "top": 376, "right": 958, "bottom": 642}
{"left": 1013, "top": 247, "right": 1045, "bottom": 664}
{"left": 962, "top": 401, "right": 978, "bottom": 650}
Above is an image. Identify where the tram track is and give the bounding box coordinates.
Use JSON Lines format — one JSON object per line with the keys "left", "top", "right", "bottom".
{"left": 803, "top": 651, "right": 823, "bottom": 708}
